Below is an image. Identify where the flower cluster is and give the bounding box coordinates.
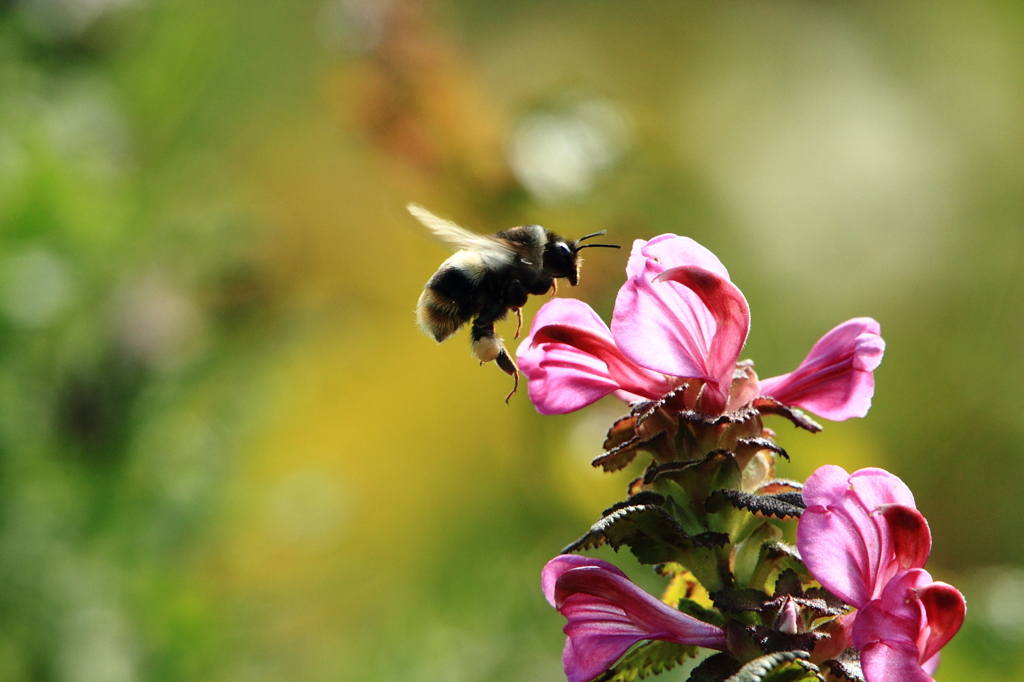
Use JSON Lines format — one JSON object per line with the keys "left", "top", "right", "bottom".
{"left": 519, "top": 235, "right": 964, "bottom": 682}
{"left": 518, "top": 235, "right": 884, "bottom": 419}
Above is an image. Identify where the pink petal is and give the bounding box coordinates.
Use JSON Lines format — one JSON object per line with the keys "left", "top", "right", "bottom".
{"left": 915, "top": 581, "right": 966, "bottom": 664}
{"left": 612, "top": 261, "right": 715, "bottom": 381}
{"left": 859, "top": 640, "right": 935, "bottom": 682}
{"left": 625, "top": 235, "right": 731, "bottom": 280}
{"left": 612, "top": 263, "right": 749, "bottom": 414}
{"left": 542, "top": 555, "right": 628, "bottom": 607}
{"left": 852, "top": 569, "right": 964, "bottom": 682}
{"left": 517, "top": 299, "right": 671, "bottom": 415}
{"left": 557, "top": 594, "right": 659, "bottom": 682}
{"left": 654, "top": 266, "right": 750, "bottom": 412}
{"left": 921, "top": 652, "right": 941, "bottom": 676}
{"left": 853, "top": 572, "right": 930, "bottom": 681}
{"left": 797, "top": 466, "right": 916, "bottom": 607}
{"left": 880, "top": 505, "right": 932, "bottom": 573}
{"left": 846, "top": 467, "right": 916, "bottom": 509}
{"left": 541, "top": 555, "right": 727, "bottom": 682}
{"left": 759, "top": 318, "right": 885, "bottom": 421}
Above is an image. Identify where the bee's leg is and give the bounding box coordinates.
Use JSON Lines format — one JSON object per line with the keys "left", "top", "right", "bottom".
{"left": 550, "top": 280, "right": 558, "bottom": 297}
{"left": 503, "top": 280, "right": 528, "bottom": 340}
{"left": 471, "top": 312, "right": 520, "bottom": 401}
{"left": 490, "top": 341, "right": 519, "bottom": 402}
{"left": 502, "top": 362, "right": 519, "bottom": 403}
{"left": 470, "top": 316, "right": 507, "bottom": 367}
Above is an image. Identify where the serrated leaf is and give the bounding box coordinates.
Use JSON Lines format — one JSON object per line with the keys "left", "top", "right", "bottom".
{"left": 593, "top": 434, "right": 647, "bottom": 472}
{"left": 605, "top": 506, "right": 695, "bottom": 565}
{"left": 561, "top": 493, "right": 668, "bottom": 554}
{"left": 595, "top": 402, "right": 680, "bottom": 472}
{"left": 774, "top": 569, "right": 803, "bottom": 598}
{"left": 603, "top": 492, "right": 668, "bottom": 515}
{"left": 804, "top": 586, "right": 848, "bottom": 612}
{"left": 644, "top": 458, "right": 711, "bottom": 486}
{"left": 594, "top": 431, "right": 676, "bottom": 472}
{"left": 604, "top": 414, "right": 639, "bottom": 450}
{"left": 825, "top": 648, "right": 864, "bottom": 682}
{"left": 724, "top": 651, "right": 824, "bottom": 682}
{"left": 560, "top": 528, "right": 607, "bottom": 554}
{"left": 676, "top": 598, "right": 727, "bottom": 627}
{"left": 675, "top": 402, "right": 759, "bottom": 428}
{"left": 692, "top": 531, "right": 731, "bottom": 548}
{"left": 644, "top": 450, "right": 742, "bottom": 533}
{"left": 711, "top": 588, "right": 772, "bottom": 613}
{"left": 561, "top": 499, "right": 703, "bottom": 565}
{"left": 688, "top": 653, "right": 741, "bottom": 682}
{"left": 633, "top": 384, "right": 689, "bottom": 428}
{"left": 705, "top": 490, "right": 805, "bottom": 520}
{"left": 748, "top": 626, "right": 826, "bottom": 657}
{"left": 735, "top": 437, "right": 789, "bottom": 462}
{"left": 593, "top": 640, "right": 697, "bottom": 682}
{"left": 755, "top": 480, "right": 803, "bottom": 495}
{"left": 769, "top": 492, "right": 805, "bottom": 509}
{"left": 752, "top": 398, "right": 823, "bottom": 433}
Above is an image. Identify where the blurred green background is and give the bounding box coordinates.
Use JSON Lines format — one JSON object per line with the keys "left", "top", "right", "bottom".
{"left": 0, "top": 0, "right": 1021, "bottom": 680}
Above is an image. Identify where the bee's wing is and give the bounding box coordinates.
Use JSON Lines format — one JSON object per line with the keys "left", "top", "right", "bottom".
{"left": 408, "top": 204, "right": 515, "bottom": 260}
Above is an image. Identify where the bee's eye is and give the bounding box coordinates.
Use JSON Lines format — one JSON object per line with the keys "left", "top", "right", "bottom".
{"left": 556, "top": 242, "right": 572, "bottom": 258}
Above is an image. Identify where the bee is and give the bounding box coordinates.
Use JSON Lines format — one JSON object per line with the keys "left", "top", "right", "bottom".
{"left": 410, "top": 204, "right": 620, "bottom": 402}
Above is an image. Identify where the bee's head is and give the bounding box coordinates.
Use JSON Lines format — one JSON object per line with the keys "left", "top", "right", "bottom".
{"left": 544, "top": 230, "right": 621, "bottom": 286}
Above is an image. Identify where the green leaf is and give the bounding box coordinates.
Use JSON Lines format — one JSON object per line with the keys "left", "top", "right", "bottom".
{"left": 824, "top": 648, "right": 864, "bottom": 682}
{"left": 804, "top": 586, "right": 848, "bottom": 612}
{"left": 752, "top": 398, "right": 822, "bottom": 433}
{"left": 733, "top": 522, "right": 783, "bottom": 589}
{"left": 687, "top": 652, "right": 741, "bottom": 682}
{"left": 593, "top": 403, "right": 680, "bottom": 472}
{"left": 607, "top": 505, "right": 699, "bottom": 565}
{"left": 594, "top": 640, "right": 698, "bottom": 682}
{"left": 676, "top": 597, "right": 727, "bottom": 628}
{"left": 710, "top": 588, "right": 772, "bottom": 614}
{"left": 773, "top": 569, "right": 804, "bottom": 598}
{"left": 560, "top": 493, "right": 667, "bottom": 553}
{"left": 747, "top": 626, "right": 827, "bottom": 658}
{"left": 705, "top": 489, "right": 805, "bottom": 520}
{"left": 747, "top": 543, "right": 802, "bottom": 595}
{"left": 645, "top": 450, "right": 743, "bottom": 535}
{"left": 561, "top": 492, "right": 727, "bottom": 566}
{"left": 735, "top": 437, "right": 790, "bottom": 462}
{"left": 724, "top": 651, "right": 824, "bottom": 682}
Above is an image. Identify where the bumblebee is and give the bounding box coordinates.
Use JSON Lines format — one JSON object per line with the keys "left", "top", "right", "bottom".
{"left": 410, "top": 204, "right": 620, "bottom": 401}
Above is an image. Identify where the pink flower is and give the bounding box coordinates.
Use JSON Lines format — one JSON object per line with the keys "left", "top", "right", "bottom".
{"left": 797, "top": 465, "right": 924, "bottom": 607}
{"left": 797, "top": 466, "right": 965, "bottom": 682}
{"left": 758, "top": 318, "right": 884, "bottom": 421}
{"left": 542, "top": 555, "right": 727, "bottom": 682}
{"left": 517, "top": 234, "right": 884, "bottom": 418}
{"left": 852, "top": 570, "right": 966, "bottom": 682}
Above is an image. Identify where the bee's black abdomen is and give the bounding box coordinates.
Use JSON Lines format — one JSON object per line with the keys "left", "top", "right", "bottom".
{"left": 417, "top": 252, "right": 487, "bottom": 342}
{"left": 428, "top": 262, "right": 481, "bottom": 305}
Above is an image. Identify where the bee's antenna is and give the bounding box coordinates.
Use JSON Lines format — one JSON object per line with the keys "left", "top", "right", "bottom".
{"left": 573, "top": 231, "right": 620, "bottom": 252}
{"left": 574, "top": 243, "right": 621, "bottom": 251}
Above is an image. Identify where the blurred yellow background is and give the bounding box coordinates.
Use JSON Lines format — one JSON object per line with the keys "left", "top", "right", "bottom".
{"left": 0, "top": 1, "right": 1021, "bottom": 680}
